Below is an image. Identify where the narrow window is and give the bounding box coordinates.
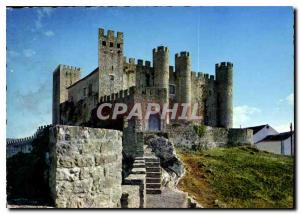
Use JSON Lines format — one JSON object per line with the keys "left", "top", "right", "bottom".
{"left": 88, "top": 84, "right": 92, "bottom": 96}
{"left": 169, "top": 84, "right": 176, "bottom": 95}
{"left": 110, "top": 42, "right": 114, "bottom": 47}
{"left": 117, "top": 43, "right": 121, "bottom": 48}
{"left": 102, "top": 41, "right": 106, "bottom": 46}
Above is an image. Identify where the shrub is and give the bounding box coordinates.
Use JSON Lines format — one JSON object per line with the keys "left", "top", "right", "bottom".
{"left": 193, "top": 124, "right": 207, "bottom": 138}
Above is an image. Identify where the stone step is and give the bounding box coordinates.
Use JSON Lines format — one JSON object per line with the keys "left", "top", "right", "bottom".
{"left": 135, "top": 157, "right": 144, "bottom": 160}
{"left": 146, "top": 183, "right": 161, "bottom": 189}
{"left": 145, "top": 162, "right": 160, "bottom": 167}
{"left": 131, "top": 167, "right": 146, "bottom": 174}
{"left": 146, "top": 167, "right": 161, "bottom": 173}
{"left": 144, "top": 157, "right": 160, "bottom": 162}
{"left": 146, "top": 188, "right": 162, "bottom": 194}
{"left": 133, "top": 163, "right": 145, "bottom": 168}
{"left": 134, "top": 160, "right": 145, "bottom": 164}
{"left": 146, "top": 172, "right": 161, "bottom": 178}
{"left": 146, "top": 178, "right": 161, "bottom": 184}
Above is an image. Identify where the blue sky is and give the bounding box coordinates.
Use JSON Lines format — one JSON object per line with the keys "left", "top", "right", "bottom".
{"left": 6, "top": 6, "right": 294, "bottom": 138}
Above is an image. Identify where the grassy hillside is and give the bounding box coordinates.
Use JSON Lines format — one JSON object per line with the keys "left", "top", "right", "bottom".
{"left": 176, "top": 146, "right": 294, "bottom": 208}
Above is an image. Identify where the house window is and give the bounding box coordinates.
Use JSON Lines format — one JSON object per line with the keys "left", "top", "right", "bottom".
{"left": 102, "top": 41, "right": 106, "bottom": 46}
{"left": 117, "top": 43, "right": 121, "bottom": 48}
{"left": 169, "top": 84, "right": 176, "bottom": 95}
{"left": 110, "top": 42, "right": 114, "bottom": 47}
{"left": 110, "top": 75, "right": 114, "bottom": 81}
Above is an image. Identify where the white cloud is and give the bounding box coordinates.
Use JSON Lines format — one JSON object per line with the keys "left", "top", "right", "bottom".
{"left": 44, "top": 30, "right": 55, "bottom": 37}
{"left": 35, "top": 7, "right": 53, "bottom": 30}
{"left": 233, "top": 105, "right": 261, "bottom": 128}
{"left": 23, "top": 49, "right": 36, "bottom": 58}
{"left": 286, "top": 93, "right": 294, "bottom": 106}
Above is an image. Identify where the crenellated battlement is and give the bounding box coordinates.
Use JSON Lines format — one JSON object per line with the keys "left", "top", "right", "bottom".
{"left": 59, "top": 64, "right": 81, "bottom": 71}
{"left": 191, "top": 71, "right": 215, "bottom": 83}
{"left": 175, "top": 51, "right": 190, "bottom": 58}
{"left": 99, "top": 28, "right": 123, "bottom": 40}
{"left": 99, "top": 86, "right": 136, "bottom": 103}
{"left": 153, "top": 46, "right": 169, "bottom": 53}
{"left": 124, "top": 57, "right": 152, "bottom": 70}
{"left": 123, "top": 57, "right": 136, "bottom": 65}
{"left": 6, "top": 124, "right": 52, "bottom": 146}
{"left": 215, "top": 62, "right": 233, "bottom": 69}
{"left": 137, "top": 59, "right": 151, "bottom": 67}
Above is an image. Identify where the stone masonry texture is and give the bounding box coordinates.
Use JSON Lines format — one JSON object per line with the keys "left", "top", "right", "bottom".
{"left": 49, "top": 125, "right": 123, "bottom": 208}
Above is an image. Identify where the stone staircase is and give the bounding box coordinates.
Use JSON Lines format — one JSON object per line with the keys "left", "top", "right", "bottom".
{"left": 145, "top": 156, "right": 161, "bottom": 194}
{"left": 132, "top": 155, "right": 162, "bottom": 195}
{"left": 143, "top": 145, "right": 162, "bottom": 194}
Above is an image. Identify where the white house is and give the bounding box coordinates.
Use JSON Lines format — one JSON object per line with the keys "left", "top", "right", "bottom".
{"left": 255, "top": 131, "right": 294, "bottom": 156}
{"left": 246, "top": 124, "right": 279, "bottom": 144}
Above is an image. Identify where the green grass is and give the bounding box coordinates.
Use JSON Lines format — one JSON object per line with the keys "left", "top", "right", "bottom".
{"left": 176, "top": 146, "right": 294, "bottom": 208}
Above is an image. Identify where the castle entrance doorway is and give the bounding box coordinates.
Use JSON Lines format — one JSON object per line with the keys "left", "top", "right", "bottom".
{"left": 148, "top": 114, "right": 161, "bottom": 131}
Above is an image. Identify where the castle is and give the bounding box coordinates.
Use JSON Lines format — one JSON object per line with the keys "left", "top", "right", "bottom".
{"left": 7, "top": 28, "right": 253, "bottom": 208}
{"left": 53, "top": 28, "right": 233, "bottom": 133}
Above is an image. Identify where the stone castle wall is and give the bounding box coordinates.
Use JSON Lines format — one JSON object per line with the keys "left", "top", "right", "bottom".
{"left": 6, "top": 125, "right": 51, "bottom": 158}
{"left": 49, "top": 125, "right": 123, "bottom": 208}
{"left": 166, "top": 123, "right": 253, "bottom": 150}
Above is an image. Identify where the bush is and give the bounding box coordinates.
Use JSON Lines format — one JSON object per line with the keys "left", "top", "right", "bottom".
{"left": 193, "top": 124, "right": 207, "bottom": 138}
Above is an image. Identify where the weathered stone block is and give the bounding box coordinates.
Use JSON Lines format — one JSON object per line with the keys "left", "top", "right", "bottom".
{"left": 121, "top": 185, "right": 141, "bottom": 208}
{"left": 75, "top": 155, "right": 95, "bottom": 167}
{"left": 56, "top": 167, "right": 80, "bottom": 181}
{"left": 49, "top": 125, "right": 123, "bottom": 208}
{"left": 58, "top": 156, "right": 75, "bottom": 168}
{"left": 73, "top": 179, "right": 93, "bottom": 194}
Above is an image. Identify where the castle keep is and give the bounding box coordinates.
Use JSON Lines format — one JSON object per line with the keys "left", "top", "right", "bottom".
{"left": 53, "top": 28, "right": 233, "bottom": 130}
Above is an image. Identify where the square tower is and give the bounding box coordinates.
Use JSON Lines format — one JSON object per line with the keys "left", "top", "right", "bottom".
{"left": 52, "top": 64, "right": 81, "bottom": 124}
{"left": 98, "top": 28, "right": 124, "bottom": 97}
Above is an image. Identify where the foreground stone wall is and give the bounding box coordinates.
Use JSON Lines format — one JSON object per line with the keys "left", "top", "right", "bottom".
{"left": 49, "top": 125, "right": 123, "bottom": 208}
{"left": 166, "top": 123, "right": 253, "bottom": 150}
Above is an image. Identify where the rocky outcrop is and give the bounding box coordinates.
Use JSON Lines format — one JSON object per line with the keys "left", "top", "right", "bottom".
{"left": 144, "top": 134, "right": 184, "bottom": 188}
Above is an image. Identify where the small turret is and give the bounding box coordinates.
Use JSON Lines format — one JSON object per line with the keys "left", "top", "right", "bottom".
{"left": 216, "top": 62, "right": 233, "bottom": 128}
